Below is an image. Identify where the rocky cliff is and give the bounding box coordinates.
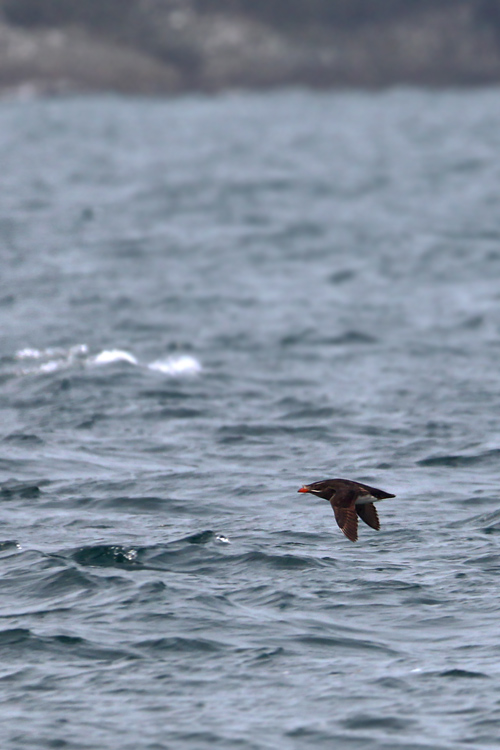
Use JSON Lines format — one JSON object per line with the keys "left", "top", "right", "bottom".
{"left": 1, "top": 0, "right": 500, "bottom": 94}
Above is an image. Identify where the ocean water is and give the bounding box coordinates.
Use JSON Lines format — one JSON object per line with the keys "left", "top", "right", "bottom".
{"left": 1, "top": 88, "right": 500, "bottom": 749}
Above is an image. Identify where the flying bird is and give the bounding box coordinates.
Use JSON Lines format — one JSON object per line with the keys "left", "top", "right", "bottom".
{"left": 298, "top": 478, "right": 395, "bottom": 542}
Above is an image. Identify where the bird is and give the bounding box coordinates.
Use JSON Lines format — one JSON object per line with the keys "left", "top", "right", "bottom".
{"left": 298, "top": 478, "right": 395, "bottom": 542}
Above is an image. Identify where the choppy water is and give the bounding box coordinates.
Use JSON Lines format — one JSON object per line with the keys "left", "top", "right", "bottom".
{"left": 1, "top": 88, "right": 500, "bottom": 749}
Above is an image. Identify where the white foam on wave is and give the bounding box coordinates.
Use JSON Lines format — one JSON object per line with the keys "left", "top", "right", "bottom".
{"left": 16, "top": 344, "right": 89, "bottom": 361}
{"left": 39, "top": 361, "right": 61, "bottom": 373}
{"left": 13, "top": 344, "right": 201, "bottom": 378}
{"left": 16, "top": 347, "right": 43, "bottom": 359}
{"left": 147, "top": 355, "right": 202, "bottom": 376}
{"left": 15, "top": 344, "right": 89, "bottom": 374}
{"left": 91, "top": 349, "right": 138, "bottom": 366}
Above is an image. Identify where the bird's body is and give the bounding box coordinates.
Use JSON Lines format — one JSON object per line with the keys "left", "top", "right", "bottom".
{"left": 298, "top": 478, "right": 395, "bottom": 542}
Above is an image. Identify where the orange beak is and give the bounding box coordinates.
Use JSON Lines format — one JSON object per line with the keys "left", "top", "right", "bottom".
{"left": 298, "top": 486, "right": 310, "bottom": 493}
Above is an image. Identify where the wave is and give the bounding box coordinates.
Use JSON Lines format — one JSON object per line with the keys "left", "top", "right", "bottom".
{"left": 340, "top": 713, "right": 415, "bottom": 730}
{"left": 0, "top": 627, "right": 132, "bottom": 662}
{"left": 12, "top": 344, "right": 202, "bottom": 378}
{"left": 70, "top": 531, "right": 231, "bottom": 570}
{"left": 437, "top": 668, "right": 489, "bottom": 679}
{"left": 67, "top": 534, "right": 334, "bottom": 576}
{"left": 418, "top": 449, "right": 500, "bottom": 467}
{"left": 294, "top": 633, "right": 399, "bottom": 656}
{"left": 0, "top": 480, "right": 43, "bottom": 500}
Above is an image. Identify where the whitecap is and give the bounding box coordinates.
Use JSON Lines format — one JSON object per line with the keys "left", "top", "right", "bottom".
{"left": 13, "top": 344, "right": 200, "bottom": 379}
{"left": 39, "top": 361, "right": 61, "bottom": 373}
{"left": 15, "top": 343, "right": 89, "bottom": 374}
{"left": 91, "top": 349, "right": 138, "bottom": 366}
{"left": 16, "top": 347, "right": 43, "bottom": 359}
{"left": 147, "top": 355, "right": 202, "bottom": 376}
{"left": 16, "top": 343, "right": 88, "bottom": 364}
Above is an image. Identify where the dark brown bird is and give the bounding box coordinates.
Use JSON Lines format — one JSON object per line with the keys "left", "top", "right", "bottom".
{"left": 298, "top": 478, "right": 395, "bottom": 542}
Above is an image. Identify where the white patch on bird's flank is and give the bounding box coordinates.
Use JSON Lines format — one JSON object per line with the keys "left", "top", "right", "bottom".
{"left": 355, "top": 494, "right": 379, "bottom": 505}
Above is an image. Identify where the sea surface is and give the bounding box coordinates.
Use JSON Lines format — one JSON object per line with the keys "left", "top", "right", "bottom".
{"left": 1, "top": 88, "right": 500, "bottom": 749}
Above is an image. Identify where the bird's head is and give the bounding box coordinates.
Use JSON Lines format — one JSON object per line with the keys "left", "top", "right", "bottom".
{"left": 298, "top": 480, "right": 331, "bottom": 500}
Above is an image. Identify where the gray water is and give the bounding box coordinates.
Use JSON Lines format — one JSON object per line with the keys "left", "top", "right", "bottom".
{"left": 1, "top": 88, "right": 500, "bottom": 749}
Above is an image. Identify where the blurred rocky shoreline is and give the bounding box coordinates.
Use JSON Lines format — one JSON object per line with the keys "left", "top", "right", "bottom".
{"left": 2, "top": 0, "right": 500, "bottom": 95}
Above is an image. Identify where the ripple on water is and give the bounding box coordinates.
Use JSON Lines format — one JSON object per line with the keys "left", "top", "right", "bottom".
{"left": 418, "top": 449, "right": 500, "bottom": 467}
{"left": 0, "top": 628, "right": 133, "bottom": 662}
{"left": 340, "top": 714, "right": 416, "bottom": 731}
{"left": 293, "top": 633, "right": 400, "bottom": 656}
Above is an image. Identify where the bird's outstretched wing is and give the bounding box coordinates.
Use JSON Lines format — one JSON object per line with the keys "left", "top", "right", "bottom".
{"left": 330, "top": 487, "right": 359, "bottom": 542}
{"left": 356, "top": 502, "right": 380, "bottom": 531}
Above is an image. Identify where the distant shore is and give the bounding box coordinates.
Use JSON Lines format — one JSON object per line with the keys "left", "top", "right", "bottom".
{"left": 2, "top": 2, "right": 500, "bottom": 96}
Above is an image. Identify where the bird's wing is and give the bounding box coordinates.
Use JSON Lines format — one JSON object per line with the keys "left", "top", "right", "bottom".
{"left": 330, "top": 487, "right": 358, "bottom": 542}
{"left": 356, "top": 502, "right": 380, "bottom": 531}
{"left": 354, "top": 481, "right": 395, "bottom": 499}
